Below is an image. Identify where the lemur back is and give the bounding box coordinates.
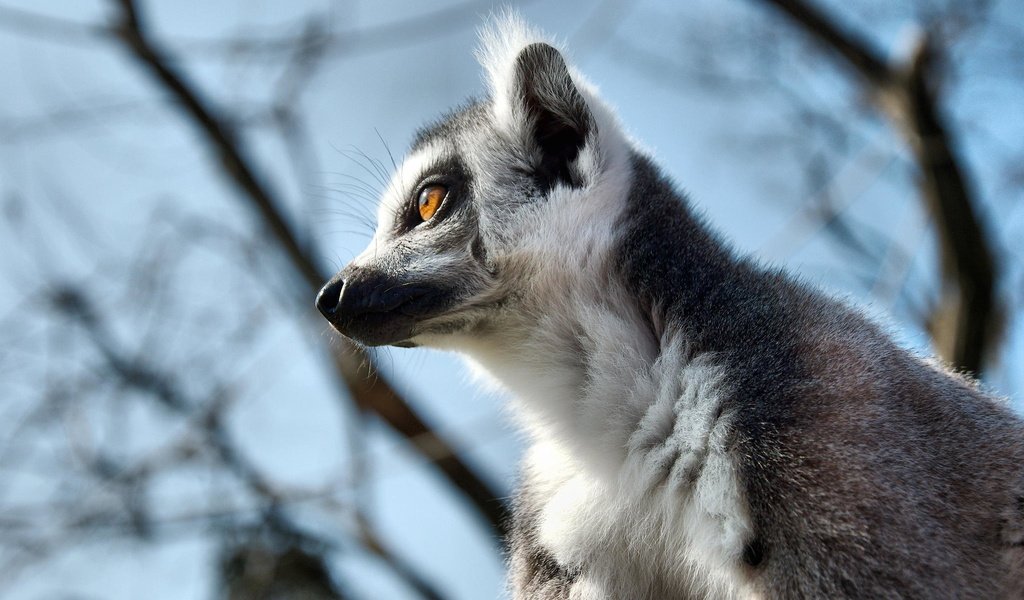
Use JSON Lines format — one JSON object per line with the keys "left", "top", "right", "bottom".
{"left": 316, "top": 15, "right": 1024, "bottom": 599}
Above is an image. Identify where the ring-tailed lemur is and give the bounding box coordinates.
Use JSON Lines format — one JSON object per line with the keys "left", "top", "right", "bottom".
{"left": 316, "top": 15, "right": 1024, "bottom": 599}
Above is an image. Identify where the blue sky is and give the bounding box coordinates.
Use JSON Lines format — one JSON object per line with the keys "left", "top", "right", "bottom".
{"left": 0, "top": 0, "right": 1021, "bottom": 598}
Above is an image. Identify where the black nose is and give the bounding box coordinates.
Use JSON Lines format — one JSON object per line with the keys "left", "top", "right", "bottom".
{"left": 316, "top": 277, "right": 345, "bottom": 318}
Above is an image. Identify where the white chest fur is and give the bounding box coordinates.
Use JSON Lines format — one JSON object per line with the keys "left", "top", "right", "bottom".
{"left": 537, "top": 348, "right": 753, "bottom": 598}
{"left": 469, "top": 329, "right": 757, "bottom": 599}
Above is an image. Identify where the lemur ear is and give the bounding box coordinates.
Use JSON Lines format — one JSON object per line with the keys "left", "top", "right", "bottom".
{"left": 510, "top": 43, "right": 593, "bottom": 189}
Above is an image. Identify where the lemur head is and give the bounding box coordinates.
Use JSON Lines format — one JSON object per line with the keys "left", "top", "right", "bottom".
{"left": 317, "top": 16, "right": 632, "bottom": 348}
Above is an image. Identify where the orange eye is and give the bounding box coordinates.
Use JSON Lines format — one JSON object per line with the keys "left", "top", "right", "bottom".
{"left": 418, "top": 184, "right": 447, "bottom": 221}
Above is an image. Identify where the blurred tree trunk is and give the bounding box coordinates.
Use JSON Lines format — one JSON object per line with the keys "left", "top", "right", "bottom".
{"left": 759, "top": 0, "right": 999, "bottom": 375}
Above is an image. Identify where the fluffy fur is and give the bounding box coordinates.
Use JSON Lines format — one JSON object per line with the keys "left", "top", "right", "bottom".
{"left": 317, "top": 14, "right": 1024, "bottom": 599}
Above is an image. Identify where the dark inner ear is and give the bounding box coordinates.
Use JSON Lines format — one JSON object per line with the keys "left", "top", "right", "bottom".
{"left": 513, "top": 43, "right": 592, "bottom": 190}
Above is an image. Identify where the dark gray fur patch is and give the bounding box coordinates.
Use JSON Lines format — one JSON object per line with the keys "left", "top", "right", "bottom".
{"left": 742, "top": 537, "right": 766, "bottom": 569}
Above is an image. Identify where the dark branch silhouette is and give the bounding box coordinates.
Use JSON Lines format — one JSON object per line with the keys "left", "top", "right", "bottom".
{"left": 758, "top": 0, "right": 999, "bottom": 375}
{"left": 109, "top": 0, "right": 509, "bottom": 540}
{"left": 51, "top": 283, "right": 448, "bottom": 600}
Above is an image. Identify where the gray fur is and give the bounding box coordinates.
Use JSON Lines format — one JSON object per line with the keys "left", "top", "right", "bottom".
{"left": 614, "top": 153, "right": 1024, "bottom": 598}
{"left": 318, "top": 16, "right": 1024, "bottom": 599}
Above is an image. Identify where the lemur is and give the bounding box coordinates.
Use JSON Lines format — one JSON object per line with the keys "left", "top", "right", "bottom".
{"left": 316, "top": 15, "right": 1024, "bottom": 599}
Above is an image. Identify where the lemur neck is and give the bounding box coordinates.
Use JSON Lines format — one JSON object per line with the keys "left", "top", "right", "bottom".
{"left": 464, "top": 274, "right": 660, "bottom": 476}
{"left": 465, "top": 153, "right": 736, "bottom": 477}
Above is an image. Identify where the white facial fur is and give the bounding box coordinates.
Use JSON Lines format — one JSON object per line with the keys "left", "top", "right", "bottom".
{"left": 350, "top": 143, "right": 447, "bottom": 266}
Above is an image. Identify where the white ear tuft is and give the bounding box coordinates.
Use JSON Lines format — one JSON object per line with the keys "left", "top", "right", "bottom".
{"left": 476, "top": 11, "right": 633, "bottom": 192}
{"left": 476, "top": 11, "right": 565, "bottom": 136}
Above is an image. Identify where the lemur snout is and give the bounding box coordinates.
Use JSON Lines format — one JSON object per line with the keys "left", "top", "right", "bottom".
{"left": 319, "top": 271, "right": 428, "bottom": 317}
{"left": 317, "top": 268, "right": 436, "bottom": 345}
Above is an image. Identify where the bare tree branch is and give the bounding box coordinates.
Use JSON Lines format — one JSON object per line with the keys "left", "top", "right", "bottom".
{"left": 50, "top": 283, "right": 448, "bottom": 600}
{"left": 108, "top": 0, "right": 509, "bottom": 540}
{"left": 355, "top": 514, "right": 446, "bottom": 600}
{"left": 758, "top": 0, "right": 999, "bottom": 374}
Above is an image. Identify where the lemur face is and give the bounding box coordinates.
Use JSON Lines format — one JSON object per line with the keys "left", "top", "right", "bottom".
{"left": 317, "top": 23, "right": 626, "bottom": 347}
{"left": 315, "top": 114, "right": 499, "bottom": 347}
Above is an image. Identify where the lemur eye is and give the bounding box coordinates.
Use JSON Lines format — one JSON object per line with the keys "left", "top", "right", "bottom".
{"left": 418, "top": 184, "right": 447, "bottom": 221}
